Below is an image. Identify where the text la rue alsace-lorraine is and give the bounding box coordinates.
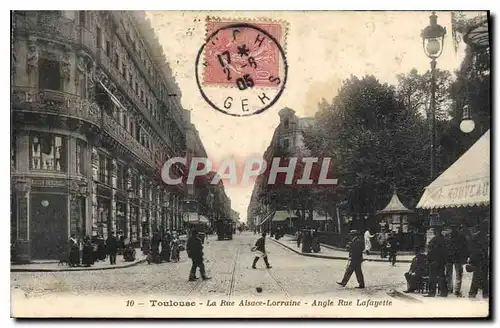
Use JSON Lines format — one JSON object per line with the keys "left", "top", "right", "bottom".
{"left": 145, "top": 298, "right": 393, "bottom": 308}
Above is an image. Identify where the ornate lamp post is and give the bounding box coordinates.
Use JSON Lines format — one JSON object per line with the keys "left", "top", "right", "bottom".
{"left": 421, "top": 11, "right": 446, "bottom": 227}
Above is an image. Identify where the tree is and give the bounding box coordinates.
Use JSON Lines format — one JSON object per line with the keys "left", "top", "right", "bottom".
{"left": 304, "top": 75, "right": 430, "bottom": 223}
{"left": 396, "top": 68, "right": 453, "bottom": 121}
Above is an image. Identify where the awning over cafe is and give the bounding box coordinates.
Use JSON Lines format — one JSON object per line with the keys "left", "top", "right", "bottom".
{"left": 417, "top": 130, "right": 490, "bottom": 209}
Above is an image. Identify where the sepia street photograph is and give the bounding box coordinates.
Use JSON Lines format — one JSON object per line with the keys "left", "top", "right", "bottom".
{"left": 9, "top": 8, "right": 491, "bottom": 318}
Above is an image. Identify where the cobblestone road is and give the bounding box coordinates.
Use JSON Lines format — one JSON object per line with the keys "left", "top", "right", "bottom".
{"left": 11, "top": 232, "right": 409, "bottom": 299}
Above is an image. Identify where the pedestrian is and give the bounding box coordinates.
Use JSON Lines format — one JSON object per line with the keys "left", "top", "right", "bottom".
{"left": 364, "top": 229, "right": 375, "bottom": 255}
{"left": 296, "top": 230, "right": 302, "bottom": 249}
{"left": 81, "top": 235, "right": 94, "bottom": 267}
{"left": 68, "top": 234, "right": 80, "bottom": 267}
{"left": 337, "top": 230, "right": 365, "bottom": 288}
{"left": 302, "top": 230, "right": 312, "bottom": 253}
{"left": 467, "top": 220, "right": 489, "bottom": 299}
{"left": 171, "top": 235, "right": 181, "bottom": 262}
{"left": 186, "top": 229, "right": 211, "bottom": 281}
{"left": 161, "top": 231, "right": 172, "bottom": 262}
{"left": 377, "top": 228, "right": 388, "bottom": 259}
{"left": 444, "top": 224, "right": 469, "bottom": 297}
{"left": 251, "top": 232, "right": 272, "bottom": 269}
{"left": 403, "top": 246, "right": 428, "bottom": 293}
{"left": 386, "top": 232, "right": 399, "bottom": 266}
{"left": 425, "top": 226, "right": 448, "bottom": 297}
{"left": 106, "top": 231, "right": 118, "bottom": 265}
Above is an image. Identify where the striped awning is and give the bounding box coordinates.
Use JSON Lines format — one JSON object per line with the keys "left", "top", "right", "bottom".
{"left": 417, "top": 130, "right": 490, "bottom": 209}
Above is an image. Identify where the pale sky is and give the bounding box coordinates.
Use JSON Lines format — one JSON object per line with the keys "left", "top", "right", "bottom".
{"left": 147, "top": 11, "right": 478, "bottom": 223}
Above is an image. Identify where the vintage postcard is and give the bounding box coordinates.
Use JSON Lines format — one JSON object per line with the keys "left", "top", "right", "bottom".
{"left": 10, "top": 10, "right": 490, "bottom": 318}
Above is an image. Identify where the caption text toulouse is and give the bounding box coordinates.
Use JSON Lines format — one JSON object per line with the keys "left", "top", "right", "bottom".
{"left": 141, "top": 299, "right": 392, "bottom": 308}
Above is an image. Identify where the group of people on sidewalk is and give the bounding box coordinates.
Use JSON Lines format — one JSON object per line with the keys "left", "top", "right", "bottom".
{"left": 67, "top": 231, "right": 134, "bottom": 267}
{"left": 364, "top": 226, "right": 403, "bottom": 266}
{"left": 147, "top": 229, "right": 183, "bottom": 264}
{"left": 336, "top": 219, "right": 490, "bottom": 300}
{"left": 296, "top": 228, "right": 321, "bottom": 253}
{"left": 403, "top": 220, "right": 489, "bottom": 299}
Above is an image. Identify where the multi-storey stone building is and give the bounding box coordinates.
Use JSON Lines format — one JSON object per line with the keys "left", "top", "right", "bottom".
{"left": 246, "top": 108, "right": 315, "bottom": 229}
{"left": 11, "top": 11, "right": 193, "bottom": 261}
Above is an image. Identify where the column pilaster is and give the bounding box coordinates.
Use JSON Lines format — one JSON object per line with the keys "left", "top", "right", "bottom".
{"left": 110, "top": 159, "right": 117, "bottom": 234}
{"left": 91, "top": 147, "right": 99, "bottom": 235}
{"left": 125, "top": 168, "right": 131, "bottom": 239}
{"left": 14, "top": 178, "right": 31, "bottom": 263}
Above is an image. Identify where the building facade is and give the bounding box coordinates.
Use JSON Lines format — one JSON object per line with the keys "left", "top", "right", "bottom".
{"left": 246, "top": 108, "right": 316, "bottom": 229}
{"left": 11, "top": 11, "right": 190, "bottom": 261}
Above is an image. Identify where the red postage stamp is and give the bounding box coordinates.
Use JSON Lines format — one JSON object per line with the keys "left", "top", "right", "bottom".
{"left": 203, "top": 19, "right": 286, "bottom": 88}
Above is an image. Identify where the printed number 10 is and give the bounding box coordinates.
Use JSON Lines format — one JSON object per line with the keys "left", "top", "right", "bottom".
{"left": 126, "top": 300, "right": 135, "bottom": 307}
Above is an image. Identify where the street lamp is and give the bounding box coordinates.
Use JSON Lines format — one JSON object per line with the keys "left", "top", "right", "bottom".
{"left": 460, "top": 104, "right": 475, "bottom": 133}
{"left": 421, "top": 11, "right": 447, "bottom": 182}
{"left": 421, "top": 12, "right": 446, "bottom": 228}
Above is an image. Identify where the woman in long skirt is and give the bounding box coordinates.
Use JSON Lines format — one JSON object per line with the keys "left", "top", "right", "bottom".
{"left": 68, "top": 234, "right": 80, "bottom": 266}
{"left": 81, "top": 236, "right": 94, "bottom": 266}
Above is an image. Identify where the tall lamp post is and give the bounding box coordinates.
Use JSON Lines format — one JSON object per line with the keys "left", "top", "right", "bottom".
{"left": 421, "top": 11, "right": 446, "bottom": 227}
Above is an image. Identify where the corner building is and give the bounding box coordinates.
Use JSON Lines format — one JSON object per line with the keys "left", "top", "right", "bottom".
{"left": 11, "top": 11, "right": 189, "bottom": 261}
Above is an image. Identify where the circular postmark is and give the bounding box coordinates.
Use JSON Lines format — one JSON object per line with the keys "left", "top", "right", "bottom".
{"left": 195, "top": 22, "right": 288, "bottom": 117}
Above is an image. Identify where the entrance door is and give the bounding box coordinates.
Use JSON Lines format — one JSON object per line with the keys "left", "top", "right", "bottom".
{"left": 30, "top": 194, "right": 68, "bottom": 260}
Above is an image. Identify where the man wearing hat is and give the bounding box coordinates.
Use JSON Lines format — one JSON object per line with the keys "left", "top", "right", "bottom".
{"left": 444, "top": 224, "right": 469, "bottom": 296}
{"left": 337, "top": 230, "right": 365, "bottom": 288}
{"left": 186, "top": 229, "right": 211, "bottom": 281}
{"left": 425, "top": 226, "right": 448, "bottom": 297}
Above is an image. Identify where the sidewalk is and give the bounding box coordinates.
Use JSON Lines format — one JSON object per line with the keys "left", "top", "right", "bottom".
{"left": 11, "top": 248, "right": 147, "bottom": 272}
{"left": 271, "top": 236, "right": 413, "bottom": 263}
{"left": 389, "top": 271, "right": 487, "bottom": 304}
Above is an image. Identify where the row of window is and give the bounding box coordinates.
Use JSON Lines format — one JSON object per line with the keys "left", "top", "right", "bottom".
{"left": 95, "top": 19, "right": 159, "bottom": 122}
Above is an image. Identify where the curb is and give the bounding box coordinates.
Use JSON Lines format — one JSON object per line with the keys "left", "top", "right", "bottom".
{"left": 284, "top": 234, "right": 414, "bottom": 256}
{"left": 10, "top": 258, "right": 147, "bottom": 273}
{"left": 270, "top": 238, "right": 412, "bottom": 263}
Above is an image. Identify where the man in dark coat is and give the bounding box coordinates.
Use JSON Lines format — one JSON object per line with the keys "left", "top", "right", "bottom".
{"left": 386, "top": 232, "right": 399, "bottom": 266}
{"left": 106, "top": 231, "right": 118, "bottom": 265}
{"left": 337, "top": 230, "right": 365, "bottom": 288}
{"left": 404, "top": 247, "right": 428, "bottom": 293}
{"left": 468, "top": 220, "right": 489, "bottom": 299}
{"left": 186, "top": 230, "right": 211, "bottom": 281}
{"left": 425, "top": 226, "right": 448, "bottom": 297}
{"left": 252, "top": 232, "right": 272, "bottom": 269}
{"left": 161, "top": 231, "right": 172, "bottom": 262}
{"left": 444, "top": 224, "right": 469, "bottom": 296}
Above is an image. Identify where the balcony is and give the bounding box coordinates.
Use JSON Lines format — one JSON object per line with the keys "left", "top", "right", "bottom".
{"left": 12, "top": 86, "right": 156, "bottom": 170}
{"left": 109, "top": 12, "right": 185, "bottom": 132}
{"left": 12, "top": 86, "right": 101, "bottom": 126}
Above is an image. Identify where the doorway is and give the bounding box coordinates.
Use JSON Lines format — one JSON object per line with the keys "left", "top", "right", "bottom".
{"left": 30, "top": 193, "right": 68, "bottom": 259}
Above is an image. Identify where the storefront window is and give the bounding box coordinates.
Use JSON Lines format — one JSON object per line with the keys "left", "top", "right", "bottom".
{"left": 30, "top": 133, "right": 67, "bottom": 171}
{"left": 116, "top": 202, "right": 126, "bottom": 235}
{"left": 97, "top": 199, "right": 111, "bottom": 239}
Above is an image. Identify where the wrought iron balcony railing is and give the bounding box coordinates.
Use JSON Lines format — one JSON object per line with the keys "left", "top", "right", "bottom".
{"left": 12, "top": 86, "right": 156, "bottom": 169}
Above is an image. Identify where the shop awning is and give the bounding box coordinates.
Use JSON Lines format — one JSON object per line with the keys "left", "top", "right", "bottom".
{"left": 273, "top": 211, "right": 298, "bottom": 222}
{"left": 312, "top": 212, "right": 328, "bottom": 221}
{"left": 417, "top": 130, "right": 490, "bottom": 209}
{"left": 258, "top": 212, "right": 274, "bottom": 226}
{"left": 98, "top": 81, "right": 121, "bottom": 108}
